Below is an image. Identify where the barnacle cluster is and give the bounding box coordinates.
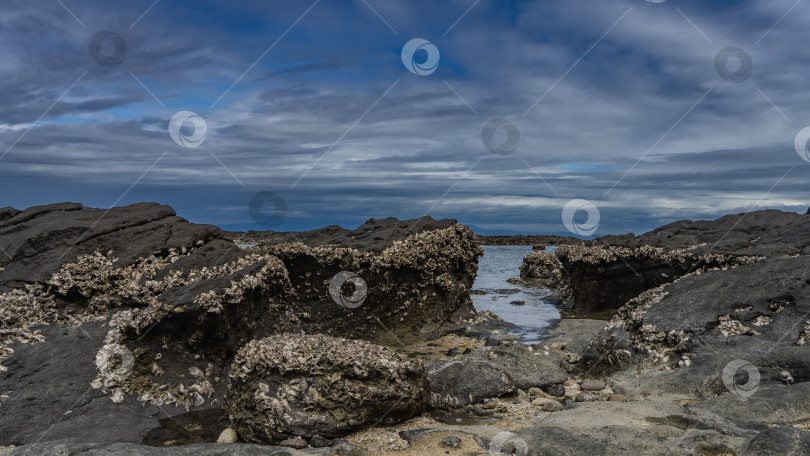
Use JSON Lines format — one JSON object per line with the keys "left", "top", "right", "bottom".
{"left": 600, "top": 285, "right": 692, "bottom": 365}
{"left": 225, "top": 333, "right": 428, "bottom": 443}
{"left": 797, "top": 321, "right": 810, "bottom": 346}
{"left": 519, "top": 249, "right": 561, "bottom": 284}
{"left": 556, "top": 244, "right": 760, "bottom": 269}
{"left": 717, "top": 314, "right": 759, "bottom": 337}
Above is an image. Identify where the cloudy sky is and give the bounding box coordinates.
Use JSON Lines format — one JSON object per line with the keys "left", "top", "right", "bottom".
{"left": 1, "top": 0, "right": 809, "bottom": 235}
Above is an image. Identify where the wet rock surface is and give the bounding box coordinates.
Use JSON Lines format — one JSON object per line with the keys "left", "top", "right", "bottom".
{"left": 426, "top": 342, "right": 566, "bottom": 408}
{"left": 224, "top": 334, "right": 428, "bottom": 443}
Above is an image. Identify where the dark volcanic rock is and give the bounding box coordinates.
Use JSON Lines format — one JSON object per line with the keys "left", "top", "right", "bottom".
{"left": 598, "top": 209, "right": 810, "bottom": 257}
{"left": 224, "top": 334, "right": 428, "bottom": 443}
{"left": 554, "top": 244, "right": 755, "bottom": 314}
{"left": 0, "top": 202, "right": 222, "bottom": 293}
{"left": 518, "top": 249, "right": 561, "bottom": 285}
{"left": 0, "top": 203, "right": 481, "bottom": 446}
{"left": 426, "top": 343, "right": 566, "bottom": 408}
{"left": 227, "top": 216, "right": 458, "bottom": 251}
{"left": 583, "top": 255, "right": 810, "bottom": 402}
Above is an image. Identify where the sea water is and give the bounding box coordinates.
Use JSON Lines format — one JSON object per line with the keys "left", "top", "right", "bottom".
{"left": 470, "top": 245, "right": 560, "bottom": 344}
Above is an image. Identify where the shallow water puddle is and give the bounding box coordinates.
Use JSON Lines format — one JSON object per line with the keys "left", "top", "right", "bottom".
{"left": 471, "top": 245, "right": 560, "bottom": 344}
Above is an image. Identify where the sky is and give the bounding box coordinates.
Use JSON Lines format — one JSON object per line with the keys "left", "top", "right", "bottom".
{"left": 1, "top": 0, "right": 809, "bottom": 236}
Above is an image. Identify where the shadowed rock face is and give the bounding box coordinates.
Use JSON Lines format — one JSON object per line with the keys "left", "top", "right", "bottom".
{"left": 0, "top": 202, "right": 222, "bottom": 293}
{"left": 0, "top": 203, "right": 481, "bottom": 447}
{"left": 553, "top": 244, "right": 756, "bottom": 314}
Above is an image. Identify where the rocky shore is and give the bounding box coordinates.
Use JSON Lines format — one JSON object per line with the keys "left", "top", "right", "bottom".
{"left": 1, "top": 203, "right": 809, "bottom": 455}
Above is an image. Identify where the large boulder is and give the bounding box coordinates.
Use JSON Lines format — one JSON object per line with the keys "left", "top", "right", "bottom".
{"left": 582, "top": 255, "right": 810, "bottom": 404}
{"left": 224, "top": 334, "right": 428, "bottom": 443}
{"left": 426, "top": 342, "right": 567, "bottom": 408}
{"left": 518, "top": 249, "right": 561, "bottom": 285}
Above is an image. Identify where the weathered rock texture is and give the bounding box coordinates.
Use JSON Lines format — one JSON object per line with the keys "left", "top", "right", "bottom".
{"left": 553, "top": 244, "right": 758, "bottom": 313}
{"left": 0, "top": 203, "right": 481, "bottom": 447}
{"left": 426, "top": 342, "right": 566, "bottom": 408}
{"left": 518, "top": 249, "right": 561, "bottom": 285}
{"left": 224, "top": 334, "right": 428, "bottom": 443}
{"left": 583, "top": 255, "right": 810, "bottom": 403}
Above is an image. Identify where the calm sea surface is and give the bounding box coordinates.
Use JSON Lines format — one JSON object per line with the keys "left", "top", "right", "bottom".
{"left": 470, "top": 245, "right": 560, "bottom": 344}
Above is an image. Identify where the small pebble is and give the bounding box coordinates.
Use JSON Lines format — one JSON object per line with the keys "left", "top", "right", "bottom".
{"left": 580, "top": 379, "right": 606, "bottom": 391}
{"left": 216, "top": 428, "right": 238, "bottom": 443}
{"left": 609, "top": 394, "right": 628, "bottom": 402}
{"left": 279, "top": 437, "right": 308, "bottom": 449}
{"left": 441, "top": 435, "right": 462, "bottom": 448}
{"left": 541, "top": 401, "right": 563, "bottom": 412}
{"left": 309, "top": 435, "right": 332, "bottom": 448}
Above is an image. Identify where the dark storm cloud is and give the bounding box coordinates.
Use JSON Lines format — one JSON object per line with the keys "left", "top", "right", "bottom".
{"left": 0, "top": 0, "right": 808, "bottom": 235}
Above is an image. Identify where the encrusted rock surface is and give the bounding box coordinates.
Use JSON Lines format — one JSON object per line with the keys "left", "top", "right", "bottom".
{"left": 583, "top": 255, "right": 810, "bottom": 402}
{"left": 553, "top": 243, "right": 758, "bottom": 314}
{"left": 224, "top": 334, "right": 428, "bottom": 443}
{"left": 518, "top": 249, "right": 561, "bottom": 286}
{"left": 0, "top": 203, "right": 480, "bottom": 448}
{"left": 426, "top": 342, "right": 566, "bottom": 408}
